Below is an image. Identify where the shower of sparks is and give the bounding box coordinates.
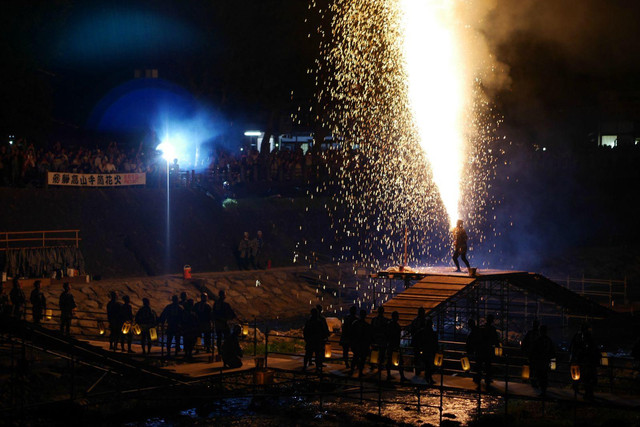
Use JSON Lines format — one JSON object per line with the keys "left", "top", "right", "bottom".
{"left": 301, "top": 0, "right": 502, "bottom": 272}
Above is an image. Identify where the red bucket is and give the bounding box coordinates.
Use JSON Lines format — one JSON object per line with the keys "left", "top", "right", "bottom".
{"left": 183, "top": 265, "right": 192, "bottom": 279}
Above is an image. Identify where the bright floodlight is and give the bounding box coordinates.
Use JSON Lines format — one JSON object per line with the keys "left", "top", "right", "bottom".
{"left": 244, "top": 130, "right": 262, "bottom": 137}
{"left": 156, "top": 140, "right": 176, "bottom": 162}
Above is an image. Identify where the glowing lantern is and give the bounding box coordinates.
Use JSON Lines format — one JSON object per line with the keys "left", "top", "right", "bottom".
{"left": 600, "top": 352, "right": 609, "bottom": 366}
{"left": 494, "top": 345, "right": 503, "bottom": 357}
{"left": 132, "top": 323, "right": 142, "bottom": 336}
{"left": 45, "top": 309, "right": 53, "bottom": 320}
{"left": 97, "top": 320, "right": 106, "bottom": 335}
{"left": 460, "top": 356, "right": 471, "bottom": 371}
{"left": 370, "top": 349, "right": 380, "bottom": 364}
{"left": 121, "top": 321, "right": 131, "bottom": 335}
{"left": 549, "top": 358, "right": 557, "bottom": 371}
{"left": 571, "top": 364, "right": 581, "bottom": 381}
{"left": 391, "top": 351, "right": 400, "bottom": 367}
{"left": 434, "top": 352, "right": 444, "bottom": 367}
{"left": 324, "top": 343, "right": 332, "bottom": 359}
{"left": 149, "top": 327, "right": 158, "bottom": 341}
{"left": 521, "top": 365, "right": 530, "bottom": 380}
{"left": 242, "top": 323, "right": 250, "bottom": 337}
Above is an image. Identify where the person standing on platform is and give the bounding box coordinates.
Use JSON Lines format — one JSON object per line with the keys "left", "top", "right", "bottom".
{"left": 370, "top": 306, "right": 389, "bottom": 371}
{"left": 159, "top": 295, "right": 184, "bottom": 357}
{"left": 10, "top": 278, "right": 26, "bottom": 319}
{"left": 452, "top": 219, "right": 471, "bottom": 272}
{"left": 409, "top": 307, "right": 428, "bottom": 376}
{"left": 466, "top": 318, "right": 481, "bottom": 385}
{"left": 121, "top": 295, "right": 134, "bottom": 353}
{"left": 386, "top": 311, "right": 407, "bottom": 382}
{"left": 530, "top": 325, "right": 555, "bottom": 397}
{"left": 349, "top": 309, "right": 372, "bottom": 377}
{"left": 194, "top": 293, "right": 213, "bottom": 354}
{"left": 238, "top": 232, "right": 251, "bottom": 270}
{"left": 340, "top": 305, "right": 358, "bottom": 369}
{"left": 213, "top": 290, "right": 236, "bottom": 355}
{"left": 570, "top": 322, "right": 599, "bottom": 400}
{"left": 422, "top": 318, "right": 439, "bottom": 385}
{"left": 181, "top": 299, "right": 199, "bottom": 360}
{"left": 476, "top": 314, "right": 500, "bottom": 387}
{"left": 135, "top": 297, "right": 157, "bottom": 355}
{"left": 222, "top": 324, "right": 243, "bottom": 369}
{"left": 521, "top": 319, "right": 540, "bottom": 387}
{"left": 30, "top": 280, "right": 46, "bottom": 324}
{"left": 303, "top": 308, "right": 326, "bottom": 372}
{"left": 107, "top": 291, "right": 122, "bottom": 351}
{"left": 58, "top": 282, "right": 76, "bottom": 336}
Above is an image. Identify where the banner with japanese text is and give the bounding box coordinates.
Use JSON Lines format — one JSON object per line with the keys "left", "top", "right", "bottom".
{"left": 47, "top": 172, "right": 146, "bottom": 187}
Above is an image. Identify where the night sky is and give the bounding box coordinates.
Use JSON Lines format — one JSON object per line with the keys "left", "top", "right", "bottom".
{"left": 3, "top": 0, "right": 640, "bottom": 145}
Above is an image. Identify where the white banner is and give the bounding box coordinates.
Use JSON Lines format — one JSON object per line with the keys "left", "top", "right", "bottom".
{"left": 47, "top": 172, "right": 146, "bottom": 187}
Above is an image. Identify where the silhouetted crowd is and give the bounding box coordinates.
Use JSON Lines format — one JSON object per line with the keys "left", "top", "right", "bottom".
{"left": 105, "top": 289, "right": 242, "bottom": 367}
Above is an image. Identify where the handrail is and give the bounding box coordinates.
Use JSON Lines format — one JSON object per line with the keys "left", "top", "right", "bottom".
{"left": 0, "top": 229, "right": 81, "bottom": 250}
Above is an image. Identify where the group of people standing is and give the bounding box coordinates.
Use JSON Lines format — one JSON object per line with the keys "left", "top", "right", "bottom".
{"left": 304, "top": 304, "right": 440, "bottom": 383}
{"left": 105, "top": 289, "right": 241, "bottom": 366}
{"left": 237, "top": 231, "right": 265, "bottom": 270}
{"left": 1, "top": 279, "right": 76, "bottom": 335}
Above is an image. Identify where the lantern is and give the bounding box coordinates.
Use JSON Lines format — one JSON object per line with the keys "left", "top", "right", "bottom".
{"left": 521, "top": 365, "right": 530, "bottom": 380}
{"left": 549, "top": 358, "right": 557, "bottom": 371}
{"left": 600, "top": 352, "right": 609, "bottom": 366}
{"left": 494, "top": 345, "right": 503, "bottom": 357}
{"left": 97, "top": 320, "right": 106, "bottom": 335}
{"left": 324, "top": 343, "right": 332, "bottom": 359}
{"left": 149, "top": 327, "right": 158, "bottom": 341}
{"left": 242, "top": 323, "right": 250, "bottom": 337}
{"left": 370, "top": 349, "right": 380, "bottom": 364}
{"left": 45, "top": 309, "right": 53, "bottom": 320}
{"left": 121, "top": 321, "right": 131, "bottom": 334}
{"left": 132, "top": 323, "right": 142, "bottom": 336}
{"left": 391, "top": 351, "right": 400, "bottom": 367}
{"left": 433, "top": 352, "right": 444, "bottom": 367}
{"left": 571, "top": 364, "right": 581, "bottom": 381}
{"left": 460, "top": 356, "right": 471, "bottom": 371}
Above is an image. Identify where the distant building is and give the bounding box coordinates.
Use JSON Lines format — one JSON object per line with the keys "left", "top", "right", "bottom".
{"left": 598, "top": 91, "right": 640, "bottom": 148}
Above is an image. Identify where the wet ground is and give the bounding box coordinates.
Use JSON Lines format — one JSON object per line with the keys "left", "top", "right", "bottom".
{"left": 121, "top": 392, "right": 501, "bottom": 426}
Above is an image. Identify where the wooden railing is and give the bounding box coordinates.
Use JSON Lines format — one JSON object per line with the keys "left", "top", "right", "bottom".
{"left": 0, "top": 229, "right": 81, "bottom": 251}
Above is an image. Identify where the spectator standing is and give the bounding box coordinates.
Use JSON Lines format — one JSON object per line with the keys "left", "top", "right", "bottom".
{"left": 421, "top": 318, "right": 439, "bottom": 385}
{"left": 10, "top": 278, "right": 26, "bottom": 319}
{"left": 370, "top": 306, "right": 389, "bottom": 371}
{"left": 222, "top": 324, "right": 243, "bottom": 369}
{"left": 213, "top": 290, "right": 236, "bottom": 355}
{"left": 194, "top": 293, "right": 213, "bottom": 354}
{"left": 107, "top": 291, "right": 122, "bottom": 351}
{"left": 250, "top": 230, "right": 265, "bottom": 269}
{"left": 121, "top": 295, "right": 134, "bottom": 353}
{"left": 349, "top": 309, "right": 372, "bottom": 377}
{"left": 303, "top": 308, "right": 326, "bottom": 372}
{"left": 466, "top": 318, "right": 481, "bottom": 385}
{"left": 530, "top": 325, "right": 555, "bottom": 397}
{"left": 238, "top": 232, "right": 251, "bottom": 270}
{"left": 386, "top": 311, "right": 407, "bottom": 382}
{"left": 569, "top": 322, "right": 599, "bottom": 400}
{"left": 521, "top": 319, "right": 540, "bottom": 387}
{"left": 182, "top": 299, "right": 199, "bottom": 360}
{"left": 339, "top": 305, "right": 358, "bottom": 369}
{"left": 159, "top": 295, "right": 184, "bottom": 357}
{"left": 135, "top": 297, "right": 157, "bottom": 355}
{"left": 409, "top": 307, "right": 428, "bottom": 376}
{"left": 476, "top": 315, "right": 500, "bottom": 387}
{"left": 29, "top": 280, "right": 46, "bottom": 324}
{"left": 58, "top": 282, "right": 76, "bottom": 335}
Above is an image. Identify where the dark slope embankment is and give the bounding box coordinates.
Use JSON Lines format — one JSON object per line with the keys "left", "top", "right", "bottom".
{"left": 0, "top": 187, "right": 332, "bottom": 278}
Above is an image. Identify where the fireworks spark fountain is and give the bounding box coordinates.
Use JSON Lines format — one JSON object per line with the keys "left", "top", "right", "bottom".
{"left": 305, "top": 0, "right": 504, "bottom": 272}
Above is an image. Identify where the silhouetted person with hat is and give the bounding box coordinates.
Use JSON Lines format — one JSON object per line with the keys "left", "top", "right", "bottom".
{"left": 452, "top": 219, "right": 471, "bottom": 272}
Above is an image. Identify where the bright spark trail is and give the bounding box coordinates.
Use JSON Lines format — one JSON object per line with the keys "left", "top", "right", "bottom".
{"left": 304, "top": 0, "right": 503, "bottom": 272}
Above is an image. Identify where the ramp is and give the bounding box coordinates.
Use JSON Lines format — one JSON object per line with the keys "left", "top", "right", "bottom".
{"left": 377, "top": 269, "right": 618, "bottom": 326}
